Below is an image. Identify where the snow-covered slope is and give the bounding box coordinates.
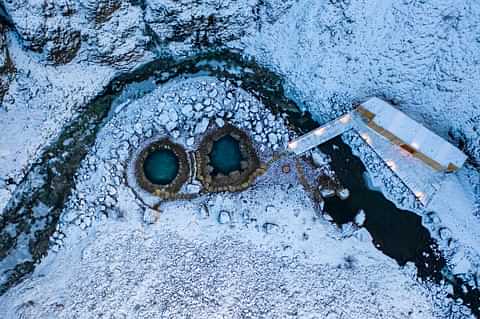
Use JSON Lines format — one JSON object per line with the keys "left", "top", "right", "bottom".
{"left": 0, "top": 0, "right": 479, "bottom": 317}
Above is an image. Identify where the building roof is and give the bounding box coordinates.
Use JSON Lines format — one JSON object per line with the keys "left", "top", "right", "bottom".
{"left": 358, "top": 98, "right": 467, "bottom": 171}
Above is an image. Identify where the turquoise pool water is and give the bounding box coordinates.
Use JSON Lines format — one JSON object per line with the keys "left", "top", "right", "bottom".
{"left": 143, "top": 149, "right": 179, "bottom": 185}
{"left": 210, "top": 135, "right": 242, "bottom": 175}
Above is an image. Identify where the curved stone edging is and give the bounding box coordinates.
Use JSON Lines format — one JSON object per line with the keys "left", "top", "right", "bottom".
{"left": 135, "top": 139, "right": 190, "bottom": 197}
{"left": 196, "top": 124, "right": 266, "bottom": 192}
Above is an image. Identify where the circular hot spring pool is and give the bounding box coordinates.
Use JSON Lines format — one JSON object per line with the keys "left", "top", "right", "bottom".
{"left": 135, "top": 139, "right": 189, "bottom": 196}
{"left": 196, "top": 125, "right": 262, "bottom": 192}
{"left": 209, "top": 134, "right": 243, "bottom": 175}
{"left": 143, "top": 148, "right": 180, "bottom": 185}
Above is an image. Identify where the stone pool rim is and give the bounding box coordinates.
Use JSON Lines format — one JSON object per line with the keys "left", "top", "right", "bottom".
{"left": 135, "top": 139, "right": 189, "bottom": 197}
{"left": 196, "top": 124, "right": 264, "bottom": 192}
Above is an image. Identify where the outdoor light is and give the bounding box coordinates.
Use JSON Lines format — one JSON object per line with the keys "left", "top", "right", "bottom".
{"left": 288, "top": 141, "right": 298, "bottom": 149}
{"left": 339, "top": 114, "right": 351, "bottom": 124}
{"left": 314, "top": 127, "right": 326, "bottom": 136}
{"left": 411, "top": 142, "right": 420, "bottom": 150}
{"left": 386, "top": 160, "right": 396, "bottom": 170}
{"left": 361, "top": 133, "right": 371, "bottom": 145}
{"left": 415, "top": 191, "right": 425, "bottom": 201}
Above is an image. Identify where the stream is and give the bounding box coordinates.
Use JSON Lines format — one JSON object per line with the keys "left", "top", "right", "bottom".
{"left": 0, "top": 50, "right": 478, "bottom": 316}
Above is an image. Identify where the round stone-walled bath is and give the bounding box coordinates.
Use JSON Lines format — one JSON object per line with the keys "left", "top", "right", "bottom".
{"left": 135, "top": 139, "right": 189, "bottom": 197}
{"left": 196, "top": 125, "right": 264, "bottom": 192}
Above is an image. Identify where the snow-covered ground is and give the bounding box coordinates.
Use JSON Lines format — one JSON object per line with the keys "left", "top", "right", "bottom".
{"left": 1, "top": 0, "right": 479, "bottom": 317}
{"left": 0, "top": 186, "right": 461, "bottom": 318}
{"left": 0, "top": 75, "right": 473, "bottom": 318}
{"left": 2, "top": 196, "right": 473, "bottom": 318}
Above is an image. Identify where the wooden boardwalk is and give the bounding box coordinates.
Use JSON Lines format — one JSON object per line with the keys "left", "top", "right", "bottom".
{"left": 287, "top": 114, "right": 353, "bottom": 155}
{"left": 286, "top": 108, "right": 449, "bottom": 206}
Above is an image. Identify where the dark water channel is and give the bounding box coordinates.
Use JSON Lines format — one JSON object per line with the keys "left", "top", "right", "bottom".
{"left": 321, "top": 137, "right": 444, "bottom": 277}
{"left": 321, "top": 136, "right": 480, "bottom": 315}
{"left": 1, "top": 50, "right": 478, "bottom": 315}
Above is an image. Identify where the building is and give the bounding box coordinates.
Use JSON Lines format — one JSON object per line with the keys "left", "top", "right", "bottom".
{"left": 356, "top": 98, "right": 467, "bottom": 173}
{"left": 287, "top": 98, "right": 468, "bottom": 205}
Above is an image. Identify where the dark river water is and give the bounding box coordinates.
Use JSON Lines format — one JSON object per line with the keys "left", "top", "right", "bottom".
{"left": 1, "top": 50, "right": 478, "bottom": 316}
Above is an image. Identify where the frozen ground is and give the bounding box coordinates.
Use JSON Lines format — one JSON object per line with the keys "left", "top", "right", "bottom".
{"left": 0, "top": 76, "right": 474, "bottom": 318}
{"left": 0, "top": 187, "right": 461, "bottom": 318}
{"left": 0, "top": 0, "right": 479, "bottom": 317}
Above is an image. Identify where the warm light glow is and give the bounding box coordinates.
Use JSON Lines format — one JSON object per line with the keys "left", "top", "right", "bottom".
{"left": 288, "top": 141, "right": 298, "bottom": 149}
{"left": 314, "top": 127, "right": 326, "bottom": 136}
{"left": 411, "top": 142, "right": 420, "bottom": 150}
{"left": 339, "top": 114, "right": 351, "bottom": 124}
{"left": 361, "top": 133, "right": 371, "bottom": 145}
{"left": 415, "top": 191, "right": 425, "bottom": 200}
{"left": 385, "top": 159, "right": 396, "bottom": 170}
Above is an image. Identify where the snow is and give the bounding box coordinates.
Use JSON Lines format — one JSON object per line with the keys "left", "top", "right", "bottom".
{"left": 0, "top": 179, "right": 458, "bottom": 319}
{"left": 1, "top": 74, "right": 471, "bottom": 317}
{"left": 359, "top": 98, "right": 467, "bottom": 170}
{"left": 343, "top": 129, "right": 480, "bottom": 292}
{"left": 0, "top": 0, "right": 479, "bottom": 316}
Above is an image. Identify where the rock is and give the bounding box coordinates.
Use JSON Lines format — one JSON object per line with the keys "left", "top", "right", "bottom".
{"left": 106, "top": 185, "right": 117, "bottom": 196}
{"left": 208, "top": 89, "right": 218, "bottom": 98}
{"left": 340, "top": 222, "right": 356, "bottom": 238}
{"left": 194, "top": 118, "right": 209, "bottom": 134}
{"left": 203, "top": 98, "right": 212, "bottom": 106}
{"left": 168, "top": 109, "right": 178, "bottom": 122}
{"left": 198, "top": 205, "right": 209, "bottom": 219}
{"left": 88, "top": 4, "right": 149, "bottom": 67}
{"left": 181, "top": 104, "right": 193, "bottom": 117}
{"left": 166, "top": 121, "right": 177, "bottom": 131}
{"left": 263, "top": 222, "right": 280, "bottom": 234}
{"left": 45, "top": 25, "right": 81, "bottom": 65}
{"left": 83, "top": 0, "right": 121, "bottom": 24}
{"left": 439, "top": 227, "right": 452, "bottom": 241}
{"left": 320, "top": 188, "right": 335, "bottom": 198}
{"left": 186, "top": 137, "right": 195, "bottom": 147}
{"left": 134, "top": 123, "right": 143, "bottom": 134}
{"left": 267, "top": 113, "right": 275, "bottom": 122}
{"left": 157, "top": 112, "right": 170, "bottom": 125}
{"left": 268, "top": 133, "right": 278, "bottom": 145}
{"left": 194, "top": 103, "right": 203, "bottom": 111}
{"left": 355, "top": 209, "right": 366, "bottom": 226}
{"left": 185, "top": 183, "right": 201, "bottom": 194}
{"left": 143, "top": 208, "right": 160, "bottom": 224}
{"left": 336, "top": 188, "right": 350, "bottom": 200}
{"left": 255, "top": 121, "right": 263, "bottom": 134}
{"left": 218, "top": 210, "right": 231, "bottom": 224}
{"left": 0, "top": 25, "right": 14, "bottom": 102}
{"left": 215, "top": 118, "right": 225, "bottom": 127}
{"left": 311, "top": 150, "right": 329, "bottom": 167}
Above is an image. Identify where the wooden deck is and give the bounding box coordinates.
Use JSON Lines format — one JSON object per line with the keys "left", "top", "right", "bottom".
{"left": 287, "top": 114, "right": 353, "bottom": 155}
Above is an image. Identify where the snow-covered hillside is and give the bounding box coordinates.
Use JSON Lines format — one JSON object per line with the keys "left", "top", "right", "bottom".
{"left": 0, "top": 0, "right": 479, "bottom": 318}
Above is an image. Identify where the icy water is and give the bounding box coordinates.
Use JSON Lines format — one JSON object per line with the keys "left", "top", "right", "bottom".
{"left": 320, "top": 137, "right": 443, "bottom": 276}
{"left": 2, "top": 51, "right": 478, "bottom": 315}
{"left": 210, "top": 135, "right": 242, "bottom": 175}
{"left": 143, "top": 149, "right": 179, "bottom": 185}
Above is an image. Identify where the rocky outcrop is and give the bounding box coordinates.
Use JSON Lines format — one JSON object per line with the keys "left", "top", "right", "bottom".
{"left": 44, "top": 22, "right": 81, "bottom": 64}
{"left": 86, "top": 4, "right": 150, "bottom": 67}
{"left": 3, "top": 0, "right": 81, "bottom": 64}
{"left": 2, "top": 0, "right": 149, "bottom": 67}
{"left": 144, "top": 0, "right": 259, "bottom": 47}
{"left": 80, "top": 0, "right": 121, "bottom": 24}
{"left": 0, "top": 24, "right": 14, "bottom": 103}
